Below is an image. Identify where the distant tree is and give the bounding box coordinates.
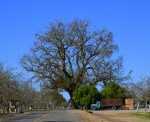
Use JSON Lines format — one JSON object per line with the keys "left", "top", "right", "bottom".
{"left": 0, "top": 62, "right": 20, "bottom": 113}
{"left": 19, "top": 81, "right": 37, "bottom": 110}
{"left": 127, "top": 76, "right": 150, "bottom": 113}
{"left": 41, "top": 90, "right": 66, "bottom": 109}
{"left": 20, "top": 19, "right": 127, "bottom": 108}
{"left": 101, "top": 81, "right": 130, "bottom": 99}
{"left": 139, "top": 77, "right": 150, "bottom": 113}
{"left": 73, "top": 85, "right": 100, "bottom": 109}
{"left": 0, "top": 62, "right": 42, "bottom": 112}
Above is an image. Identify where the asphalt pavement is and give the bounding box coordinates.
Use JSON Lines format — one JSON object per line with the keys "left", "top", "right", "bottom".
{"left": 0, "top": 109, "right": 84, "bottom": 122}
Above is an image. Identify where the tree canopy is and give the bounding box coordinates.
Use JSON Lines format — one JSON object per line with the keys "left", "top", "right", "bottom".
{"left": 101, "top": 81, "right": 128, "bottom": 99}
{"left": 73, "top": 85, "right": 100, "bottom": 109}
{"left": 20, "top": 19, "right": 126, "bottom": 108}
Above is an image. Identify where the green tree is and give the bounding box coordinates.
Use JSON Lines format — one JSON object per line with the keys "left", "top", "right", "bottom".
{"left": 20, "top": 19, "right": 126, "bottom": 108}
{"left": 73, "top": 85, "right": 100, "bottom": 109}
{"left": 101, "top": 81, "right": 127, "bottom": 99}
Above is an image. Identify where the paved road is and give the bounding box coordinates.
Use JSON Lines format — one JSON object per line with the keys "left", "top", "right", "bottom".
{"left": 0, "top": 109, "right": 84, "bottom": 122}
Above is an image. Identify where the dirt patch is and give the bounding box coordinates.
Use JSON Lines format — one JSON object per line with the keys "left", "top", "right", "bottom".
{"left": 70, "top": 110, "right": 111, "bottom": 122}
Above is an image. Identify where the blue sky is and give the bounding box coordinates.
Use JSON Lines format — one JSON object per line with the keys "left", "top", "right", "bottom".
{"left": 0, "top": 0, "right": 150, "bottom": 100}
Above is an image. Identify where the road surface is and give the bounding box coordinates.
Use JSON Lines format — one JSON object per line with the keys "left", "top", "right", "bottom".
{"left": 1, "top": 109, "right": 84, "bottom": 122}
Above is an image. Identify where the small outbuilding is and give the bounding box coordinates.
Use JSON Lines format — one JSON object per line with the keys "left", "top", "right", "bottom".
{"left": 125, "top": 99, "right": 134, "bottom": 110}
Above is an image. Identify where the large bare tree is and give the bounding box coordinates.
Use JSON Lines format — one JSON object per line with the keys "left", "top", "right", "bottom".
{"left": 20, "top": 20, "right": 126, "bottom": 108}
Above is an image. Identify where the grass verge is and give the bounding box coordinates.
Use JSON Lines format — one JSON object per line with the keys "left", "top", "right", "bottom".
{"left": 130, "top": 112, "right": 150, "bottom": 119}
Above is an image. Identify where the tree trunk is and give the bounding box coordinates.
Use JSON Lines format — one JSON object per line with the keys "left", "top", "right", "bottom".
{"left": 136, "top": 101, "right": 140, "bottom": 113}
{"left": 144, "top": 101, "right": 147, "bottom": 113}
{"left": 8, "top": 101, "right": 12, "bottom": 113}
{"left": 2, "top": 106, "right": 5, "bottom": 114}
{"left": 69, "top": 98, "right": 78, "bottom": 109}
{"left": 67, "top": 89, "right": 78, "bottom": 109}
